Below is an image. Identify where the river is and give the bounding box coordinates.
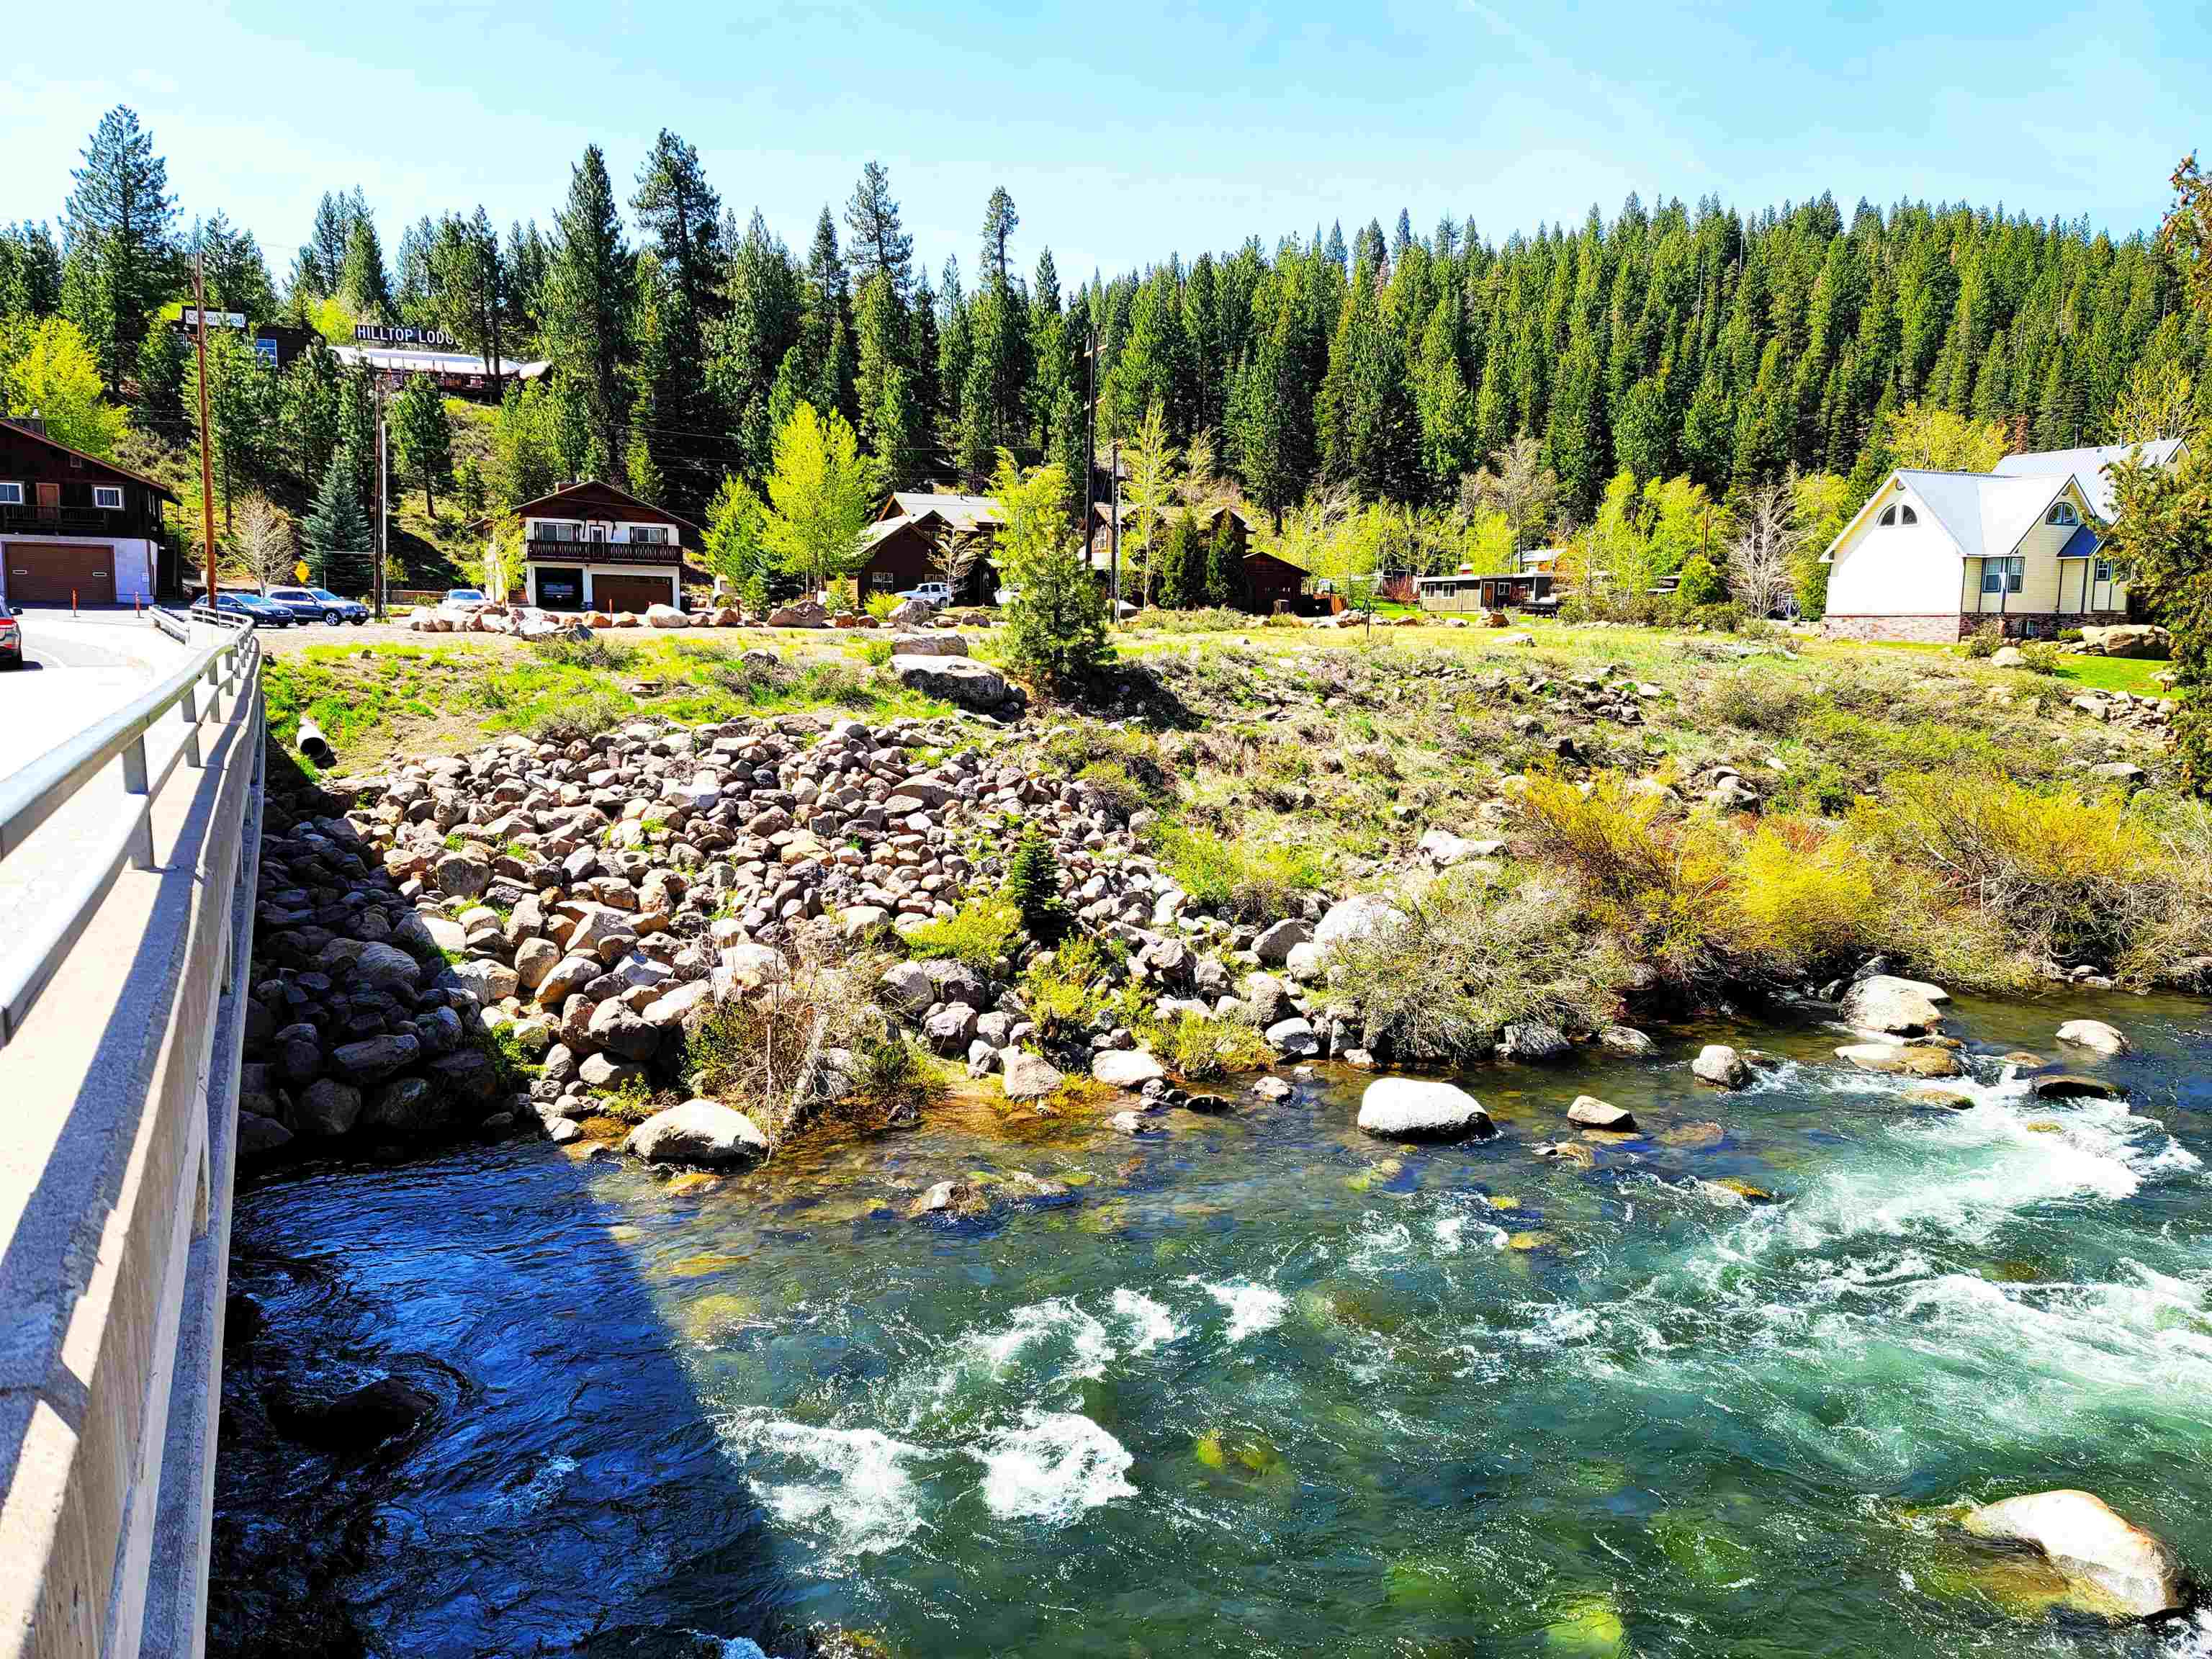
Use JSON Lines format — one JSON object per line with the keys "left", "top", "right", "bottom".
{"left": 212, "top": 993, "right": 2212, "bottom": 1658}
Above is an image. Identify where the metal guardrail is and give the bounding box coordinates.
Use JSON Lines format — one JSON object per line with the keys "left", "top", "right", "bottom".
{"left": 0, "top": 606, "right": 260, "bottom": 1047}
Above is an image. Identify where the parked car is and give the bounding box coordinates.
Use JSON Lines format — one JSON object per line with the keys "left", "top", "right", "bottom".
{"left": 192, "top": 593, "right": 297, "bottom": 628}
{"left": 439, "top": 588, "right": 488, "bottom": 614}
{"left": 895, "top": 580, "right": 955, "bottom": 608}
{"left": 0, "top": 599, "right": 19, "bottom": 668}
{"left": 264, "top": 585, "right": 369, "bottom": 625}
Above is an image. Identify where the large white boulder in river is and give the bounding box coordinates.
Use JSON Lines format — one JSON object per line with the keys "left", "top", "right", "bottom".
{"left": 1357, "top": 1077, "right": 1493, "bottom": 1141}
{"left": 2056, "top": 1018, "right": 2128, "bottom": 1056}
{"left": 624, "top": 1100, "right": 768, "bottom": 1166}
{"left": 1092, "top": 1048, "right": 1166, "bottom": 1088}
{"left": 1691, "top": 1044, "right": 1750, "bottom": 1089}
{"left": 1961, "top": 1490, "right": 2187, "bottom": 1619}
{"left": 1840, "top": 974, "right": 1950, "bottom": 1035}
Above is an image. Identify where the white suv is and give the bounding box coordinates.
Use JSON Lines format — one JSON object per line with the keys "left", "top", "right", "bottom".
{"left": 896, "top": 581, "right": 954, "bottom": 607}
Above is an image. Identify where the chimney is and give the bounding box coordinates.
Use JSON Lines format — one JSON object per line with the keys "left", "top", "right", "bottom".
{"left": 2, "top": 413, "right": 45, "bottom": 436}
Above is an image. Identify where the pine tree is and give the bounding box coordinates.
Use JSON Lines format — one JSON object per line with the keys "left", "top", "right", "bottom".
{"left": 544, "top": 145, "right": 634, "bottom": 476}
{"left": 843, "top": 161, "right": 914, "bottom": 300}
{"left": 1203, "top": 513, "right": 1245, "bottom": 609}
{"left": 855, "top": 271, "right": 923, "bottom": 486}
{"left": 1003, "top": 829, "right": 1066, "bottom": 939}
{"left": 338, "top": 208, "right": 392, "bottom": 320}
{"left": 995, "top": 451, "right": 1110, "bottom": 685}
{"left": 60, "top": 106, "right": 177, "bottom": 388}
{"left": 1157, "top": 510, "right": 1202, "bottom": 608}
{"left": 392, "top": 372, "right": 453, "bottom": 513}
{"left": 301, "top": 451, "right": 371, "bottom": 589}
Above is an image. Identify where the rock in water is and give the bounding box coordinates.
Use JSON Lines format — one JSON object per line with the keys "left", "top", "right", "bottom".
{"left": 1840, "top": 974, "right": 1950, "bottom": 1035}
{"left": 1093, "top": 1049, "right": 1166, "bottom": 1089}
{"left": 2028, "top": 1072, "right": 2126, "bottom": 1101}
{"left": 1691, "top": 1044, "right": 1750, "bottom": 1089}
{"left": 1961, "top": 1490, "right": 2188, "bottom": 1619}
{"left": 1835, "top": 1041, "right": 1964, "bottom": 1078}
{"left": 1567, "top": 1096, "right": 1635, "bottom": 1131}
{"left": 1357, "top": 1078, "right": 1494, "bottom": 1142}
{"left": 1001, "top": 1050, "right": 1064, "bottom": 1102}
{"left": 624, "top": 1099, "right": 769, "bottom": 1166}
{"left": 2056, "top": 1018, "right": 2128, "bottom": 1056}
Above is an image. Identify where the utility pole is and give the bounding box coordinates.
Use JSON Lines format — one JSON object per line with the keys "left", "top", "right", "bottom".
{"left": 1080, "top": 318, "right": 1096, "bottom": 559}
{"left": 192, "top": 253, "right": 217, "bottom": 605}
{"left": 374, "top": 380, "right": 390, "bottom": 621}
{"left": 1108, "top": 439, "right": 1121, "bottom": 624}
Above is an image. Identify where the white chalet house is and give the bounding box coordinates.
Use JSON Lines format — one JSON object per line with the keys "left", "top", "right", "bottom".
{"left": 1820, "top": 436, "right": 2186, "bottom": 642}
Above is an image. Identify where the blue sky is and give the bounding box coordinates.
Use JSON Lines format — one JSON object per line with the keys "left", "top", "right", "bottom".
{"left": 4, "top": 1, "right": 2199, "bottom": 290}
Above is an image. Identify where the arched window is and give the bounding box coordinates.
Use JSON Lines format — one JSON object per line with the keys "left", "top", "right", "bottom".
{"left": 1899, "top": 505, "right": 1918, "bottom": 525}
{"left": 2046, "top": 501, "right": 2079, "bottom": 527}
{"left": 1877, "top": 505, "right": 1897, "bottom": 526}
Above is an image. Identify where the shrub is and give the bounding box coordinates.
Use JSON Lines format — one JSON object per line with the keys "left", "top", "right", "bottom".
{"left": 529, "top": 633, "right": 636, "bottom": 671}
{"left": 1674, "top": 555, "right": 1726, "bottom": 609}
{"left": 1962, "top": 622, "right": 2002, "bottom": 658}
{"left": 2018, "top": 641, "right": 2067, "bottom": 675}
{"left": 858, "top": 637, "right": 894, "bottom": 668}
{"left": 1696, "top": 667, "right": 1812, "bottom": 737}
{"left": 1140, "top": 1010, "right": 1273, "bottom": 1080}
{"left": 1151, "top": 823, "right": 1327, "bottom": 923}
{"left": 864, "top": 592, "right": 900, "bottom": 621}
{"left": 1328, "top": 875, "right": 1630, "bottom": 1063}
{"left": 840, "top": 1030, "right": 945, "bottom": 1125}
{"left": 1044, "top": 725, "right": 1174, "bottom": 815}
{"left": 1712, "top": 820, "right": 1874, "bottom": 976}
{"left": 1004, "top": 830, "right": 1066, "bottom": 939}
{"left": 524, "top": 688, "right": 629, "bottom": 745}
{"left": 907, "top": 897, "right": 1025, "bottom": 972}
{"left": 826, "top": 576, "right": 858, "bottom": 613}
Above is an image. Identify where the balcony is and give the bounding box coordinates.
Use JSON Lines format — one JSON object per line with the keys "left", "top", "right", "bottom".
{"left": 523, "top": 537, "right": 680, "bottom": 567}
{"left": 0, "top": 503, "right": 155, "bottom": 538}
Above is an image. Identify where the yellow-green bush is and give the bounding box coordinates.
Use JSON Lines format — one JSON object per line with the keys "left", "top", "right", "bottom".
{"left": 1140, "top": 1010, "right": 1274, "bottom": 1080}
{"left": 1714, "top": 820, "right": 1874, "bottom": 975}
{"left": 906, "top": 898, "right": 1025, "bottom": 973}
{"left": 1151, "top": 823, "right": 1328, "bottom": 922}
{"left": 1517, "top": 772, "right": 1730, "bottom": 983}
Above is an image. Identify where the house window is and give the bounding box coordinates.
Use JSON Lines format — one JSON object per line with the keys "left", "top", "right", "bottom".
{"left": 1899, "top": 505, "right": 1917, "bottom": 525}
{"left": 1877, "top": 505, "right": 1897, "bottom": 526}
{"left": 2093, "top": 557, "right": 2113, "bottom": 583}
{"left": 2046, "top": 501, "right": 2079, "bottom": 527}
{"left": 867, "top": 569, "right": 896, "bottom": 593}
{"left": 91, "top": 485, "right": 125, "bottom": 510}
{"left": 628, "top": 526, "right": 668, "bottom": 545}
{"left": 1982, "top": 556, "right": 2024, "bottom": 595}
{"left": 0, "top": 482, "right": 21, "bottom": 506}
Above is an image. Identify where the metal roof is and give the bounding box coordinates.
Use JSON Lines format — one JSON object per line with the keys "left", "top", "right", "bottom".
{"left": 1994, "top": 437, "right": 2186, "bottom": 519}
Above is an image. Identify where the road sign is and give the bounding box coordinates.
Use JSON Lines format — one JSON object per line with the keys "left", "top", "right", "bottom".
{"left": 294, "top": 560, "right": 310, "bottom": 583}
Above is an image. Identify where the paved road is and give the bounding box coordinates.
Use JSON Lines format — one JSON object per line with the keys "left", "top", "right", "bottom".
{"left": 0, "top": 610, "right": 181, "bottom": 779}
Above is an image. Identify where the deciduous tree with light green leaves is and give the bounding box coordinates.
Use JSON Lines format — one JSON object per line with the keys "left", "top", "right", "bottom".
{"left": 761, "top": 400, "right": 881, "bottom": 595}
{"left": 3, "top": 315, "right": 126, "bottom": 456}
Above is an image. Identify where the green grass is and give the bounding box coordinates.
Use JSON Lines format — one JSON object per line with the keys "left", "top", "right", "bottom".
{"left": 2045, "top": 655, "right": 2170, "bottom": 698}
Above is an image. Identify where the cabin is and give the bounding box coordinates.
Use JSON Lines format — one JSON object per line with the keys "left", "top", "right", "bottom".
{"left": 480, "top": 480, "right": 700, "bottom": 613}
{"left": 1817, "top": 440, "right": 2190, "bottom": 642}
{"left": 1414, "top": 568, "right": 1556, "bottom": 615}
{"left": 1085, "top": 503, "right": 1304, "bottom": 613}
{"left": 859, "top": 491, "right": 1002, "bottom": 604}
{"left": 0, "top": 417, "right": 179, "bottom": 606}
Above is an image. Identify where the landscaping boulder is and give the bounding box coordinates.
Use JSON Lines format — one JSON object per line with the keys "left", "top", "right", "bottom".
{"left": 889, "top": 654, "right": 1018, "bottom": 711}
{"left": 2077, "top": 623, "right": 2170, "bottom": 660}
{"left": 1313, "top": 894, "right": 1405, "bottom": 953}
{"left": 767, "top": 601, "right": 830, "bottom": 629}
{"left": 887, "top": 632, "right": 968, "bottom": 657}
{"left": 1001, "top": 1050, "right": 1064, "bottom": 1102}
{"left": 645, "top": 604, "right": 688, "bottom": 628}
{"left": 1960, "top": 1490, "right": 2187, "bottom": 1619}
{"left": 1357, "top": 1077, "right": 1493, "bottom": 1141}
{"left": 624, "top": 1099, "right": 769, "bottom": 1166}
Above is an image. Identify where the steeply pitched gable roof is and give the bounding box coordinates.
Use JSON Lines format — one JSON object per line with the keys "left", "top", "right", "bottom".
{"left": 1822, "top": 469, "right": 2078, "bottom": 564}
{"left": 472, "top": 477, "right": 702, "bottom": 541}
{"left": 1995, "top": 437, "right": 2186, "bottom": 519}
{"left": 0, "top": 417, "right": 180, "bottom": 502}
{"left": 888, "top": 491, "right": 999, "bottom": 532}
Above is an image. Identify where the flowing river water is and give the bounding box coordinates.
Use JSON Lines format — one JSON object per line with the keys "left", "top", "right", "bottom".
{"left": 214, "top": 994, "right": 2212, "bottom": 1658}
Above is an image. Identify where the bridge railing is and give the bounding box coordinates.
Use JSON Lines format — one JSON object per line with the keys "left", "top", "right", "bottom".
{"left": 0, "top": 606, "right": 266, "bottom": 1659}
{"left": 0, "top": 611, "right": 259, "bottom": 1048}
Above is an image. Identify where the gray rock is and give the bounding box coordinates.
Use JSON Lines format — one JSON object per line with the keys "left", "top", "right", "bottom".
{"left": 1313, "top": 894, "right": 1406, "bottom": 953}
{"left": 1264, "top": 1017, "right": 1320, "bottom": 1058}
{"left": 878, "top": 960, "right": 935, "bottom": 1016}
{"left": 361, "top": 1075, "right": 436, "bottom": 1133}
{"left": 350, "top": 940, "right": 424, "bottom": 990}
{"left": 1835, "top": 1041, "right": 1963, "bottom": 1078}
{"left": 924, "top": 1002, "right": 979, "bottom": 1055}
{"left": 536, "top": 953, "right": 601, "bottom": 1007}
{"left": 295, "top": 1078, "right": 363, "bottom": 1138}
{"left": 577, "top": 1052, "right": 642, "bottom": 1090}
{"left": 624, "top": 1099, "right": 768, "bottom": 1166}
{"left": 1252, "top": 918, "right": 1313, "bottom": 964}
{"left": 1002, "top": 1049, "right": 1065, "bottom": 1101}
{"left": 433, "top": 850, "right": 492, "bottom": 899}
{"left": 1841, "top": 974, "right": 1949, "bottom": 1035}
{"left": 1357, "top": 1077, "right": 1493, "bottom": 1141}
{"left": 1597, "top": 1025, "right": 1656, "bottom": 1057}
{"left": 2056, "top": 1018, "right": 2128, "bottom": 1056}
{"left": 1093, "top": 1049, "right": 1166, "bottom": 1089}
{"left": 890, "top": 654, "right": 1016, "bottom": 711}
{"left": 332, "top": 1033, "right": 421, "bottom": 1083}
{"left": 513, "top": 937, "right": 560, "bottom": 991}
{"left": 1691, "top": 1044, "right": 1750, "bottom": 1089}
{"left": 1567, "top": 1095, "right": 1635, "bottom": 1131}
{"left": 1501, "top": 1020, "right": 1570, "bottom": 1061}
{"left": 236, "top": 1112, "right": 294, "bottom": 1161}
{"left": 1108, "top": 1110, "right": 1159, "bottom": 1136}
{"left": 448, "top": 958, "right": 518, "bottom": 1004}
{"left": 587, "top": 999, "right": 661, "bottom": 1060}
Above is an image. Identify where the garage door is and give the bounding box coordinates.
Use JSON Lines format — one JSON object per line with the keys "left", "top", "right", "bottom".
{"left": 592, "top": 573, "right": 675, "bottom": 614}
{"left": 4, "top": 542, "right": 115, "bottom": 606}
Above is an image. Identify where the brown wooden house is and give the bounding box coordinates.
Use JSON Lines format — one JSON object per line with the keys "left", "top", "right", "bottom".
{"left": 0, "top": 418, "right": 179, "bottom": 606}
{"left": 858, "top": 491, "right": 1001, "bottom": 603}
{"left": 475, "top": 479, "right": 701, "bottom": 613}
{"left": 1084, "top": 502, "right": 1306, "bottom": 614}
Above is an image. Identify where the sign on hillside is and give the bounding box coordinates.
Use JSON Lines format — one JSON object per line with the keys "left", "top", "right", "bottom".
{"left": 353, "top": 323, "right": 459, "bottom": 349}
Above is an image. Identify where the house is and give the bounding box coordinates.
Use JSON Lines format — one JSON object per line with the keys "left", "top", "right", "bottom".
{"left": 0, "top": 417, "right": 179, "bottom": 606}
{"left": 1414, "top": 567, "right": 1556, "bottom": 614}
{"left": 482, "top": 480, "right": 700, "bottom": 613}
{"left": 1085, "top": 502, "right": 1305, "bottom": 613}
{"left": 1820, "top": 465, "right": 2123, "bottom": 642}
{"left": 859, "top": 490, "right": 1002, "bottom": 604}
{"left": 1993, "top": 437, "right": 2189, "bottom": 519}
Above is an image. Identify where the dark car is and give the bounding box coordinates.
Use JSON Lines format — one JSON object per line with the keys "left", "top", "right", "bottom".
{"left": 264, "top": 585, "right": 369, "bottom": 625}
{"left": 192, "top": 593, "right": 297, "bottom": 628}
{"left": 0, "top": 598, "right": 19, "bottom": 667}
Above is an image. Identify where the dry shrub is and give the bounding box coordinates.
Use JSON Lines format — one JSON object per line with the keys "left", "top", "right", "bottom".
{"left": 1328, "top": 873, "right": 1631, "bottom": 1063}
{"left": 1694, "top": 667, "right": 1813, "bottom": 737}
